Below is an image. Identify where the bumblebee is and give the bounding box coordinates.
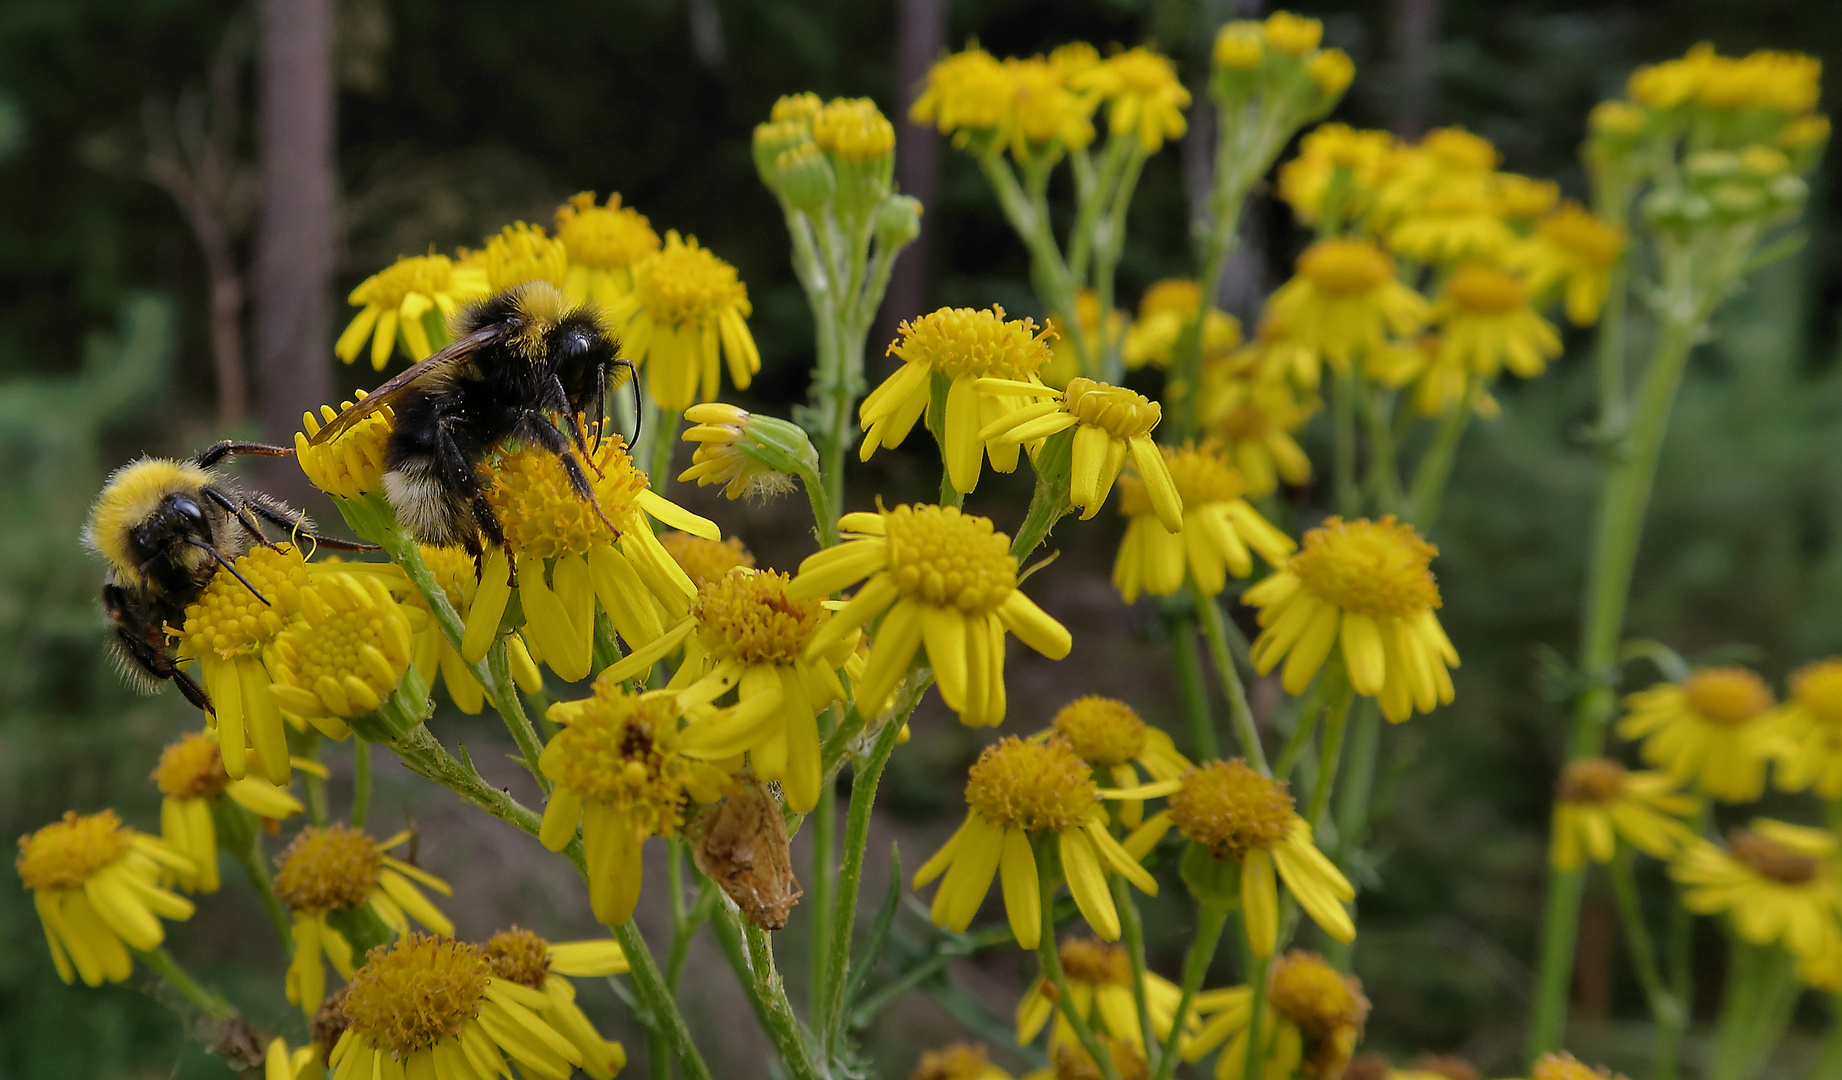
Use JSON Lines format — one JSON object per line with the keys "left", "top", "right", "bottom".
{"left": 309, "top": 280, "right": 636, "bottom": 558}
{"left": 83, "top": 441, "right": 372, "bottom": 712}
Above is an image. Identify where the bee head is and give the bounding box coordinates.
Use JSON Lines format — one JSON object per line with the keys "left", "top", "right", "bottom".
{"left": 85, "top": 458, "right": 223, "bottom": 587}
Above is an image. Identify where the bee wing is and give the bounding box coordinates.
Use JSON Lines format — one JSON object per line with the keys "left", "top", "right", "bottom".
{"left": 309, "top": 325, "right": 504, "bottom": 445}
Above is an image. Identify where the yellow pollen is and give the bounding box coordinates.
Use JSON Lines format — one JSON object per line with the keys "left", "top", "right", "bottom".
{"left": 813, "top": 98, "right": 895, "bottom": 162}
{"left": 1531, "top": 1053, "right": 1627, "bottom": 1080}
{"left": 661, "top": 532, "right": 756, "bottom": 590}
{"left": 1052, "top": 697, "right": 1149, "bottom": 767}
{"left": 554, "top": 192, "right": 660, "bottom": 270}
{"left": 1289, "top": 516, "right": 1441, "bottom": 618}
{"left": 1122, "top": 443, "right": 1243, "bottom": 518}
{"left": 483, "top": 222, "right": 567, "bottom": 291}
{"left": 17, "top": 810, "right": 133, "bottom": 891}
{"left": 181, "top": 545, "right": 309, "bottom": 658}
{"left": 1296, "top": 239, "right": 1395, "bottom": 295}
{"left": 1540, "top": 204, "right": 1624, "bottom": 265}
{"left": 1059, "top": 938, "right": 1132, "bottom": 985}
{"left": 1557, "top": 759, "right": 1626, "bottom": 805}
{"left": 272, "top": 824, "right": 383, "bottom": 913}
{"left": 153, "top": 733, "right": 229, "bottom": 800}
{"left": 269, "top": 574, "right": 411, "bottom": 716}
{"left": 349, "top": 255, "right": 459, "bottom": 309}
{"left": 1730, "top": 829, "right": 1821, "bottom": 885}
{"left": 1444, "top": 263, "right": 1528, "bottom": 313}
{"left": 635, "top": 231, "right": 750, "bottom": 328}
{"left": 342, "top": 934, "right": 490, "bottom": 1057}
{"left": 912, "top": 1042, "right": 998, "bottom": 1080}
{"left": 692, "top": 569, "right": 826, "bottom": 665}
{"left": 1168, "top": 760, "right": 1295, "bottom": 860}
{"left": 882, "top": 504, "right": 1018, "bottom": 614}
{"left": 963, "top": 737, "right": 1099, "bottom": 834}
{"left": 1791, "top": 660, "right": 1842, "bottom": 724}
{"left": 1684, "top": 668, "right": 1773, "bottom": 726}
{"left": 481, "top": 927, "right": 552, "bottom": 988}
{"left": 888, "top": 305, "right": 1054, "bottom": 382}
{"left": 1267, "top": 951, "right": 1368, "bottom": 1035}
{"left": 482, "top": 426, "right": 646, "bottom": 559}
{"left": 1063, "top": 378, "right": 1161, "bottom": 439}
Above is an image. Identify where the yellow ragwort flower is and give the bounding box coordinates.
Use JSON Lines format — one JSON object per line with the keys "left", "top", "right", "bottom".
{"left": 677, "top": 401, "right": 812, "bottom": 501}
{"left": 1121, "top": 279, "right": 1244, "bottom": 372}
{"left": 1772, "top": 658, "right": 1842, "bottom": 797}
{"left": 1506, "top": 204, "right": 1622, "bottom": 327}
{"left": 913, "top": 736, "right": 1171, "bottom": 947}
{"left": 1548, "top": 759, "right": 1698, "bottom": 872}
{"left": 1385, "top": 181, "right": 1519, "bottom": 265}
{"left": 861, "top": 305, "right": 1055, "bottom": 496}
{"left": 1113, "top": 442, "right": 1296, "bottom": 604}
{"left": 1520, "top": 1053, "right": 1631, "bottom": 1080}
{"left": 540, "top": 678, "right": 736, "bottom": 925}
{"left": 1072, "top": 46, "right": 1191, "bottom": 153}
{"left": 274, "top": 823, "right": 454, "bottom": 1015}
{"left": 153, "top": 730, "right": 307, "bottom": 894}
{"left": 481, "top": 927, "right": 629, "bottom": 1080}
{"left": 1433, "top": 261, "right": 1561, "bottom": 381}
{"left": 786, "top": 504, "right": 1073, "bottom": 727}
{"left": 911, "top": 47, "right": 1013, "bottom": 146}
{"left": 259, "top": 1037, "right": 317, "bottom": 1080}
{"left": 1246, "top": 517, "right": 1457, "bottom": 720}
{"left": 604, "top": 230, "right": 760, "bottom": 412}
{"left": 813, "top": 97, "right": 898, "bottom": 163}
{"left": 1050, "top": 697, "right": 1192, "bottom": 829}
{"left": 1263, "top": 12, "right": 1323, "bottom": 55}
{"left": 1185, "top": 950, "right": 1367, "bottom": 1080}
{"left": 1213, "top": 22, "right": 1265, "bottom": 73}
{"left": 1199, "top": 362, "right": 1318, "bottom": 497}
{"left": 1674, "top": 821, "right": 1842, "bottom": 989}
{"left": 1001, "top": 56, "right": 1097, "bottom": 160}
{"left": 336, "top": 254, "right": 490, "bottom": 369}
{"left": 913, "top": 1043, "right": 1016, "bottom": 1080}
{"left": 266, "top": 571, "right": 421, "bottom": 738}
{"left": 399, "top": 544, "right": 544, "bottom": 715}
{"left": 18, "top": 810, "right": 195, "bottom": 986}
{"left": 661, "top": 530, "right": 756, "bottom": 589}
{"left": 1617, "top": 667, "right": 1779, "bottom": 803}
{"left": 554, "top": 191, "right": 661, "bottom": 308}
{"left": 1264, "top": 239, "right": 1430, "bottom": 372}
{"left": 483, "top": 221, "right": 568, "bottom": 292}
{"left": 1365, "top": 334, "right": 1501, "bottom": 420}
{"left": 296, "top": 392, "right": 393, "bottom": 499}
{"left": 1278, "top": 124, "right": 1397, "bottom": 231}
{"left": 1016, "top": 937, "right": 1189, "bottom": 1052}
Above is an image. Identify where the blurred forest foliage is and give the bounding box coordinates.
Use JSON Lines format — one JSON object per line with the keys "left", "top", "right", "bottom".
{"left": 3, "top": 1, "right": 1842, "bottom": 1077}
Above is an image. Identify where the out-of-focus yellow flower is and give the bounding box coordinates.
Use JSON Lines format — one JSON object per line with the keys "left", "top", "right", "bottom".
{"left": 296, "top": 392, "right": 392, "bottom": 499}
{"left": 860, "top": 305, "right": 1054, "bottom": 496}
{"left": 1185, "top": 950, "right": 1368, "bottom": 1080}
{"left": 1433, "top": 261, "right": 1561, "bottom": 380}
{"left": 1367, "top": 127, "right": 1500, "bottom": 233}
{"left": 1246, "top": 516, "right": 1457, "bottom": 721}
{"left": 1508, "top": 201, "right": 1626, "bottom": 326}
{"left": 1618, "top": 667, "right": 1779, "bottom": 803}
{"left": 660, "top": 531, "right": 756, "bottom": 589}
{"left": 1365, "top": 334, "right": 1499, "bottom": 420}
{"left": 1121, "top": 279, "right": 1243, "bottom": 372}
{"left": 1016, "top": 937, "right": 1190, "bottom": 1052}
{"left": 1265, "top": 239, "right": 1430, "bottom": 372}
{"left": 914, "top": 736, "right": 1172, "bottom": 947}
{"left": 911, "top": 47, "right": 1012, "bottom": 147}
{"left": 1386, "top": 182, "right": 1519, "bottom": 265}
{"left": 913, "top": 1043, "right": 1015, "bottom": 1080}
{"left": 976, "top": 376, "right": 1180, "bottom": 528}
{"left": 1674, "top": 820, "right": 1842, "bottom": 989}
{"left": 1049, "top": 697, "right": 1192, "bottom": 810}
{"left": 1263, "top": 11, "right": 1323, "bottom": 55}
{"left": 1277, "top": 124, "right": 1396, "bottom": 230}
{"left": 604, "top": 231, "right": 760, "bottom": 412}
{"left": 554, "top": 191, "right": 661, "bottom": 308}
{"left": 483, "top": 221, "right": 568, "bottom": 292}
{"left": 1040, "top": 289, "right": 1123, "bottom": 388}
{"left": 1548, "top": 759, "right": 1698, "bottom": 871}
{"left": 1771, "top": 659, "right": 1842, "bottom": 797}
{"left": 1633, "top": 44, "right": 1823, "bottom": 115}
{"left": 266, "top": 571, "right": 420, "bottom": 737}
{"left": 1494, "top": 173, "right": 1560, "bottom": 221}
{"left": 1518, "top": 1053, "right": 1632, "bottom": 1080}
{"left": 18, "top": 810, "right": 195, "bottom": 986}
{"left": 1309, "top": 49, "right": 1356, "bottom": 101}
{"left": 1199, "top": 367, "right": 1317, "bottom": 497}
{"left": 1001, "top": 56, "right": 1097, "bottom": 160}
{"left": 1213, "top": 22, "right": 1265, "bottom": 72}
{"left": 1072, "top": 46, "right": 1191, "bottom": 153}
{"left": 1113, "top": 442, "right": 1295, "bottom": 603}
{"left": 335, "top": 254, "right": 489, "bottom": 369}
{"left": 481, "top": 927, "right": 629, "bottom": 1080}
{"left": 153, "top": 731, "right": 306, "bottom": 894}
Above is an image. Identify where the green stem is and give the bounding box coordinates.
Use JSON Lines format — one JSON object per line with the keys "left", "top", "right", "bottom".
{"left": 216, "top": 801, "right": 291, "bottom": 951}
{"left": 1273, "top": 684, "right": 1326, "bottom": 782}
{"left": 1359, "top": 377, "right": 1404, "bottom": 516}
{"left": 1405, "top": 394, "right": 1474, "bottom": 530}
{"left": 1807, "top": 995, "right": 1842, "bottom": 1080}
{"left": 1305, "top": 674, "right": 1355, "bottom": 828}
{"left": 1608, "top": 850, "right": 1684, "bottom": 1076}
{"left": 1114, "top": 875, "right": 1155, "bottom": 1056}
{"left": 1241, "top": 952, "right": 1272, "bottom": 1080}
{"left": 1009, "top": 446, "right": 1074, "bottom": 562}
{"left": 706, "top": 900, "right": 777, "bottom": 1035}
{"left": 1195, "top": 588, "right": 1267, "bottom": 773}
{"left": 799, "top": 463, "right": 840, "bottom": 547}
{"left": 135, "top": 946, "right": 236, "bottom": 1022}
{"left": 809, "top": 771, "right": 836, "bottom": 1021}
{"left": 615, "top": 919, "right": 720, "bottom": 1080}
{"left": 737, "top": 915, "right": 824, "bottom": 1080}
{"left": 1152, "top": 905, "right": 1230, "bottom": 1080}
{"left": 1529, "top": 867, "right": 1588, "bottom": 1060}
{"left": 821, "top": 716, "right": 904, "bottom": 1053}
{"left": 1323, "top": 702, "right": 1380, "bottom": 970}
{"left": 1036, "top": 852, "right": 1125, "bottom": 1080}
{"left": 1168, "top": 610, "right": 1218, "bottom": 761}
{"left": 300, "top": 731, "right": 329, "bottom": 826}
{"left": 489, "top": 640, "right": 551, "bottom": 795}
{"left": 350, "top": 737, "right": 371, "bottom": 829}
{"left": 1661, "top": 881, "right": 1695, "bottom": 1080}
{"left": 1331, "top": 370, "right": 1360, "bottom": 517}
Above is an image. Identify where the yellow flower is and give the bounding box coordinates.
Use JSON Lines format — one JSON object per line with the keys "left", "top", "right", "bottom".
{"left": 266, "top": 571, "right": 421, "bottom": 737}
{"left": 1385, "top": 183, "right": 1518, "bottom": 265}
{"left": 1121, "top": 279, "right": 1244, "bottom": 372}
{"left": 604, "top": 230, "right": 759, "bottom": 412}
{"left": 1199, "top": 363, "right": 1318, "bottom": 497}
{"left": 1308, "top": 49, "right": 1356, "bottom": 101}
{"left": 1433, "top": 261, "right": 1561, "bottom": 380}
{"left": 976, "top": 376, "right": 1181, "bottom": 528}
{"left": 474, "top": 423, "right": 720, "bottom": 682}
{"left": 1072, "top": 47, "right": 1191, "bottom": 153}
{"left": 912, "top": 47, "right": 1013, "bottom": 146}
{"left": 481, "top": 927, "right": 629, "bottom": 1080}
{"left": 600, "top": 567, "right": 857, "bottom": 813}
{"left": 1277, "top": 124, "right": 1396, "bottom": 231}
{"left": 1016, "top": 937, "right": 1190, "bottom": 1052}
{"left": 483, "top": 221, "right": 568, "bottom": 292}
{"left": 1367, "top": 128, "right": 1500, "bottom": 234}
{"left": 1365, "top": 334, "right": 1500, "bottom": 420}
{"left": 813, "top": 97, "right": 897, "bottom": 164}
{"left": 678, "top": 401, "right": 813, "bottom": 500}
{"left": 1617, "top": 667, "right": 1778, "bottom": 803}
{"left": 1113, "top": 443, "right": 1296, "bottom": 604}
{"left": 554, "top": 191, "right": 661, "bottom": 308}
{"left": 1263, "top": 12, "right": 1323, "bottom": 55}
{"left": 1245, "top": 517, "right": 1457, "bottom": 721}
{"left": 1547, "top": 759, "right": 1697, "bottom": 871}
{"left": 1264, "top": 239, "right": 1430, "bottom": 372}
{"left": 152, "top": 730, "right": 307, "bottom": 894}
{"left": 1674, "top": 820, "right": 1842, "bottom": 988}
{"left": 1002, "top": 56, "right": 1097, "bottom": 161}
{"left": 1494, "top": 173, "right": 1560, "bottom": 221}
{"left": 330, "top": 933, "right": 587, "bottom": 1080}
{"left": 1213, "top": 22, "right": 1265, "bottom": 73}
{"left": 914, "top": 1042, "right": 1016, "bottom": 1080}
{"left": 18, "top": 810, "right": 196, "bottom": 986}
{"left": 1040, "top": 289, "right": 1124, "bottom": 388}
{"left": 273, "top": 823, "right": 454, "bottom": 1015}
{"left": 861, "top": 305, "right": 1055, "bottom": 496}
{"left": 259, "top": 1037, "right": 318, "bottom": 1080}
{"left": 1505, "top": 202, "right": 1626, "bottom": 326}
{"left": 399, "top": 544, "right": 544, "bottom": 715}
{"left": 913, "top": 736, "right": 1171, "bottom": 946}
{"left": 1185, "top": 950, "right": 1367, "bottom": 1080}
{"left": 296, "top": 393, "right": 393, "bottom": 499}
{"left": 660, "top": 531, "right": 756, "bottom": 589}
{"left": 1132, "top": 761, "right": 1354, "bottom": 958}
{"left": 1772, "top": 659, "right": 1842, "bottom": 797}
{"left": 1519, "top": 1052, "right": 1631, "bottom": 1080}
{"left": 540, "top": 677, "right": 736, "bottom": 925}
{"left": 786, "top": 504, "right": 1073, "bottom": 727}
{"left": 335, "top": 254, "right": 490, "bottom": 369}
{"left": 1050, "top": 697, "right": 1192, "bottom": 829}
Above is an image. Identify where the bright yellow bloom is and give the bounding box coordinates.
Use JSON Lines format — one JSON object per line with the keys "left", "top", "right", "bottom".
{"left": 554, "top": 191, "right": 661, "bottom": 308}
{"left": 1367, "top": 127, "right": 1500, "bottom": 233}
{"left": 1050, "top": 697, "right": 1192, "bottom": 828}
{"left": 330, "top": 934, "right": 586, "bottom": 1080}
{"left": 1263, "top": 12, "right": 1323, "bottom": 55}
{"left": 1246, "top": 517, "right": 1457, "bottom": 721}
{"left": 266, "top": 571, "right": 420, "bottom": 737}
{"left": 813, "top": 97, "right": 897, "bottom": 163}
{"left": 1185, "top": 950, "right": 1367, "bottom": 1080}
{"left": 600, "top": 567, "right": 857, "bottom": 813}
{"left": 660, "top": 531, "right": 756, "bottom": 589}
{"left": 1213, "top": 22, "right": 1265, "bottom": 72}
{"left": 1199, "top": 363, "right": 1318, "bottom": 497}
{"left": 913, "top": 1042, "right": 1015, "bottom": 1080}
{"left": 1113, "top": 442, "right": 1295, "bottom": 603}
{"left": 153, "top": 730, "right": 307, "bottom": 894}
{"left": 483, "top": 221, "right": 568, "bottom": 292}
{"left": 1386, "top": 183, "right": 1518, "bottom": 265}
{"left": 1002, "top": 56, "right": 1097, "bottom": 160}
{"left": 1131, "top": 761, "right": 1354, "bottom": 958}
{"left": 1308, "top": 49, "right": 1356, "bottom": 101}
{"left": 786, "top": 504, "right": 1073, "bottom": 727}
{"left": 911, "top": 47, "right": 1013, "bottom": 146}
{"left": 481, "top": 927, "right": 629, "bottom": 1080}
{"left": 397, "top": 544, "right": 543, "bottom": 715}
{"left": 1494, "top": 173, "right": 1560, "bottom": 221}
{"left": 274, "top": 824, "right": 454, "bottom": 1015}
{"left": 1121, "top": 279, "right": 1244, "bottom": 372}
{"left": 18, "top": 810, "right": 195, "bottom": 986}
{"left": 1674, "top": 820, "right": 1842, "bottom": 989}
{"left": 1016, "top": 937, "right": 1189, "bottom": 1052}
{"left": 1072, "top": 47, "right": 1191, "bottom": 153}
{"left": 1264, "top": 239, "right": 1430, "bottom": 372}
{"left": 1277, "top": 124, "right": 1396, "bottom": 230}
{"left": 976, "top": 376, "right": 1181, "bottom": 528}
{"left": 1632, "top": 44, "right": 1823, "bottom": 115}
{"left": 1507, "top": 204, "right": 1621, "bottom": 327}
{"left": 678, "top": 401, "right": 813, "bottom": 500}
{"left": 604, "top": 230, "right": 760, "bottom": 411}
{"left": 1433, "top": 261, "right": 1561, "bottom": 380}
{"left": 914, "top": 736, "right": 1172, "bottom": 947}
{"left": 861, "top": 305, "right": 1055, "bottom": 495}
{"left": 540, "top": 677, "right": 735, "bottom": 926}
{"left": 1617, "top": 667, "right": 1779, "bottom": 803}
{"left": 1548, "top": 759, "right": 1697, "bottom": 871}
{"left": 296, "top": 393, "right": 393, "bottom": 499}
{"left": 1772, "top": 659, "right": 1842, "bottom": 797}
{"left": 1365, "top": 334, "right": 1500, "bottom": 420}
{"left": 1040, "top": 289, "right": 1123, "bottom": 388}
{"left": 336, "top": 253, "right": 490, "bottom": 369}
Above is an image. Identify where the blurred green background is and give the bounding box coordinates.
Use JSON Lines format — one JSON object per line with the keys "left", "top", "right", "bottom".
{"left": 4, "top": 1, "right": 1842, "bottom": 1077}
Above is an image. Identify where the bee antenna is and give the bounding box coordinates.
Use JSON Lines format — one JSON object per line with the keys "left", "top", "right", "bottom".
{"left": 183, "top": 538, "right": 271, "bottom": 606}
{"left": 622, "top": 359, "right": 643, "bottom": 443}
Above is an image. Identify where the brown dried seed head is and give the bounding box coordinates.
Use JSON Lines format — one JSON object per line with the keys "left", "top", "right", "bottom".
{"left": 690, "top": 774, "right": 802, "bottom": 930}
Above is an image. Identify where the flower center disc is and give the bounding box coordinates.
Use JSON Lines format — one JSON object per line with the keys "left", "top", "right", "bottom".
{"left": 482, "top": 927, "right": 552, "bottom": 988}
{"left": 882, "top": 505, "right": 1017, "bottom": 614}
{"left": 343, "top": 934, "right": 491, "bottom": 1057}
{"left": 483, "top": 429, "right": 646, "bottom": 559}
{"left": 1557, "top": 759, "right": 1626, "bottom": 805}
{"left": 1052, "top": 697, "right": 1149, "bottom": 767}
{"left": 639, "top": 234, "right": 747, "bottom": 326}
{"left": 1297, "top": 239, "right": 1393, "bottom": 295}
{"left": 1445, "top": 263, "right": 1528, "bottom": 313}
{"left": 154, "top": 733, "right": 229, "bottom": 800}
{"left": 964, "top": 737, "right": 1098, "bottom": 833}
{"left": 17, "top": 811, "right": 132, "bottom": 891}
{"left": 1684, "top": 668, "right": 1773, "bottom": 726}
{"left": 273, "top": 824, "right": 383, "bottom": 913}
{"left": 1730, "top": 830, "right": 1821, "bottom": 884}
{"left": 354, "top": 255, "right": 456, "bottom": 308}
{"left": 693, "top": 569, "right": 826, "bottom": 665}
{"left": 1289, "top": 516, "right": 1440, "bottom": 618}
{"left": 1793, "top": 660, "right": 1842, "bottom": 724}
{"left": 1268, "top": 951, "right": 1367, "bottom": 1034}
{"left": 1168, "top": 760, "right": 1295, "bottom": 861}
{"left": 182, "top": 545, "right": 308, "bottom": 658}
{"left": 888, "top": 306, "right": 1053, "bottom": 381}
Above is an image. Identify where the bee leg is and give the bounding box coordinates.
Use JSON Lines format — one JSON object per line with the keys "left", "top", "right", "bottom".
{"left": 244, "top": 494, "right": 380, "bottom": 552}
{"left": 112, "top": 625, "right": 214, "bottom": 715}
{"left": 427, "top": 423, "right": 510, "bottom": 576}
{"left": 193, "top": 441, "right": 295, "bottom": 469}
{"left": 549, "top": 374, "right": 602, "bottom": 478}
{"left": 518, "top": 411, "right": 621, "bottom": 538}
{"left": 171, "top": 667, "right": 214, "bottom": 714}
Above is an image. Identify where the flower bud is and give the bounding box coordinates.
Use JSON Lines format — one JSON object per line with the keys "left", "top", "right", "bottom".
{"left": 873, "top": 194, "right": 924, "bottom": 250}
{"left": 1307, "top": 48, "right": 1355, "bottom": 111}
{"left": 679, "top": 403, "right": 818, "bottom": 500}
{"left": 753, "top": 118, "right": 814, "bottom": 189}
{"left": 773, "top": 142, "right": 837, "bottom": 212}
{"left": 1212, "top": 21, "right": 1264, "bottom": 72}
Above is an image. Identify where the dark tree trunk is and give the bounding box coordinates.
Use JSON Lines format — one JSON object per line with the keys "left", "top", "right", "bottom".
{"left": 874, "top": 0, "right": 946, "bottom": 353}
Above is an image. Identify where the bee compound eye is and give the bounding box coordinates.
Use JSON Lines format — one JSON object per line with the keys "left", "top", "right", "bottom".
{"left": 172, "top": 496, "right": 207, "bottom": 525}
